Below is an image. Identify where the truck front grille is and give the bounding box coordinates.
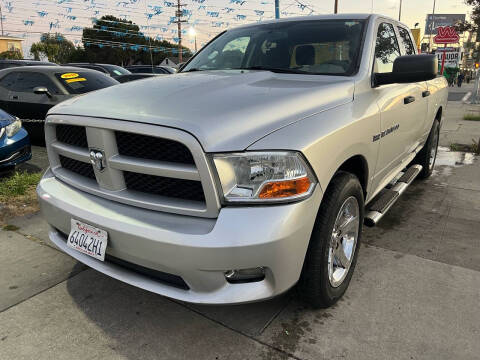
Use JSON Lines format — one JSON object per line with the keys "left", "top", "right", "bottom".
{"left": 56, "top": 124, "right": 88, "bottom": 148}
{"left": 46, "top": 118, "right": 219, "bottom": 218}
{"left": 59, "top": 155, "right": 95, "bottom": 180}
{"left": 116, "top": 131, "right": 195, "bottom": 164}
{"left": 124, "top": 171, "right": 205, "bottom": 202}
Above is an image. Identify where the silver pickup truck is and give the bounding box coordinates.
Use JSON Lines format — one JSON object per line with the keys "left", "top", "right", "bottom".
{"left": 38, "top": 14, "right": 448, "bottom": 307}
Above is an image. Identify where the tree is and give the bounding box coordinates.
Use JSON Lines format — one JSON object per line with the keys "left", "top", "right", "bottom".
{"left": 455, "top": 1, "right": 480, "bottom": 62}
{"left": 0, "top": 50, "right": 23, "bottom": 60}
{"left": 456, "top": 1, "right": 480, "bottom": 32}
{"left": 30, "top": 33, "right": 76, "bottom": 63}
{"left": 81, "top": 15, "right": 191, "bottom": 65}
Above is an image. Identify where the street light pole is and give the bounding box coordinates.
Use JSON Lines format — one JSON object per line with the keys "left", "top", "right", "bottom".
{"left": 334, "top": 0, "right": 338, "bottom": 14}
{"left": 398, "top": 0, "right": 402, "bottom": 21}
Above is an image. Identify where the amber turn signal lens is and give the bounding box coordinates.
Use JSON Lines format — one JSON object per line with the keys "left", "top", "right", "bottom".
{"left": 258, "top": 177, "right": 311, "bottom": 199}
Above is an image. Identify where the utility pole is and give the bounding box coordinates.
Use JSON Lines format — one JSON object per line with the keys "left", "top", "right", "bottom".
{"left": 428, "top": 0, "right": 436, "bottom": 53}
{"left": 398, "top": 0, "right": 402, "bottom": 21}
{"left": 175, "top": 0, "right": 187, "bottom": 63}
{"left": 334, "top": 0, "right": 338, "bottom": 14}
{"left": 0, "top": 5, "right": 4, "bottom": 36}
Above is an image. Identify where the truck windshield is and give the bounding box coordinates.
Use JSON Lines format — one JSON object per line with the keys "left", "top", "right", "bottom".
{"left": 183, "top": 20, "right": 365, "bottom": 76}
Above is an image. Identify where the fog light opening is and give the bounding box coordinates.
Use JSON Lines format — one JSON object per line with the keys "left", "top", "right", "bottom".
{"left": 225, "top": 267, "right": 266, "bottom": 284}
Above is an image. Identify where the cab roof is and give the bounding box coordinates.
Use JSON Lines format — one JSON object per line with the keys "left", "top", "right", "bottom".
{"left": 233, "top": 13, "right": 406, "bottom": 29}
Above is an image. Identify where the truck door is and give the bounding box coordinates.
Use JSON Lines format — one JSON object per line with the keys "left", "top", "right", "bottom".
{"left": 372, "top": 22, "right": 428, "bottom": 184}
{"left": 397, "top": 25, "right": 430, "bottom": 148}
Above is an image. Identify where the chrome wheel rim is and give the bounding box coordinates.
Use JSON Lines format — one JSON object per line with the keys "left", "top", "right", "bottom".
{"left": 429, "top": 128, "right": 439, "bottom": 171}
{"left": 328, "top": 196, "right": 360, "bottom": 288}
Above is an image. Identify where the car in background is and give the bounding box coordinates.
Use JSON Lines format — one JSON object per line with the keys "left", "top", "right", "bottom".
{"left": 0, "top": 59, "right": 58, "bottom": 70}
{"left": 64, "top": 63, "right": 131, "bottom": 78}
{"left": 0, "top": 108, "right": 31, "bottom": 172}
{"left": 64, "top": 63, "right": 153, "bottom": 83}
{"left": 0, "top": 66, "right": 119, "bottom": 142}
{"left": 114, "top": 73, "right": 159, "bottom": 83}
{"left": 125, "top": 65, "right": 176, "bottom": 74}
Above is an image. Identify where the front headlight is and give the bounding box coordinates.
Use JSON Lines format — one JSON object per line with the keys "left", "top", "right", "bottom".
{"left": 212, "top": 151, "right": 316, "bottom": 203}
{"left": 5, "top": 119, "right": 22, "bottom": 137}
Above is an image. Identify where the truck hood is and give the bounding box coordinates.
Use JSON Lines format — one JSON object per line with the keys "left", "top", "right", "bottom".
{"left": 50, "top": 70, "right": 354, "bottom": 152}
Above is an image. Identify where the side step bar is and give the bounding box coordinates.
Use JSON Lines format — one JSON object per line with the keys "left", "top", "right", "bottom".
{"left": 364, "top": 165, "right": 422, "bottom": 227}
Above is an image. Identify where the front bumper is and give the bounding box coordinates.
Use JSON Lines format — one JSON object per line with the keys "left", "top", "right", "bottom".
{"left": 0, "top": 128, "right": 31, "bottom": 168}
{"left": 38, "top": 169, "right": 322, "bottom": 304}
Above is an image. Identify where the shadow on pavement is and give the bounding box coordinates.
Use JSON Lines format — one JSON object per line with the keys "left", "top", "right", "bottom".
{"left": 65, "top": 267, "right": 294, "bottom": 359}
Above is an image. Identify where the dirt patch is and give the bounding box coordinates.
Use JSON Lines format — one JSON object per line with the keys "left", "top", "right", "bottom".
{"left": 0, "top": 171, "right": 41, "bottom": 225}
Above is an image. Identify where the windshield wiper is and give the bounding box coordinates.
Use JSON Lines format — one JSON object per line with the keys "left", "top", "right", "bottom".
{"left": 183, "top": 68, "right": 204, "bottom": 72}
{"left": 237, "top": 66, "right": 310, "bottom": 74}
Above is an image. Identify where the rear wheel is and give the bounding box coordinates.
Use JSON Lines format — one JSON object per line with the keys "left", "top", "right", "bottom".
{"left": 415, "top": 119, "right": 440, "bottom": 179}
{"left": 299, "top": 172, "right": 364, "bottom": 308}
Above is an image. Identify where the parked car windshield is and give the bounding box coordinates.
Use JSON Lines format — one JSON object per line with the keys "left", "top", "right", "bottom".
{"left": 183, "top": 20, "right": 365, "bottom": 75}
{"left": 54, "top": 71, "right": 118, "bottom": 94}
{"left": 105, "top": 65, "right": 131, "bottom": 76}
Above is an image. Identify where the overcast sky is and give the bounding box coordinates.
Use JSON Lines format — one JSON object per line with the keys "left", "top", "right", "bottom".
{"left": 3, "top": 0, "right": 471, "bottom": 56}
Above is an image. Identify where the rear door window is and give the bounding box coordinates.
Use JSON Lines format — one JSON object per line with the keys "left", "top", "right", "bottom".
{"left": 374, "top": 22, "right": 401, "bottom": 73}
{"left": 9, "top": 72, "right": 61, "bottom": 94}
{"left": 397, "top": 27, "right": 416, "bottom": 55}
{"left": 55, "top": 71, "right": 118, "bottom": 94}
{"left": 0, "top": 72, "right": 19, "bottom": 90}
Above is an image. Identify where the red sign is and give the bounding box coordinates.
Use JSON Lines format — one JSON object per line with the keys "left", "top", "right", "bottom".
{"left": 434, "top": 26, "right": 460, "bottom": 44}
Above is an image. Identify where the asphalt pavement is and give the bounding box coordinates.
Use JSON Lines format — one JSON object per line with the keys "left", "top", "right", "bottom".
{"left": 1, "top": 88, "right": 479, "bottom": 359}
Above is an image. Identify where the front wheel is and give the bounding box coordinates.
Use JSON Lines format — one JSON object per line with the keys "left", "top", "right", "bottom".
{"left": 415, "top": 119, "right": 440, "bottom": 179}
{"left": 299, "top": 172, "right": 364, "bottom": 308}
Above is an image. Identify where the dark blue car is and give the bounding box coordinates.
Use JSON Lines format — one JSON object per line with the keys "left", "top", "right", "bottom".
{"left": 0, "top": 108, "right": 31, "bottom": 171}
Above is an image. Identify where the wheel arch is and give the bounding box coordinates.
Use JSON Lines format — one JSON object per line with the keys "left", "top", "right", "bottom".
{"left": 326, "top": 155, "right": 369, "bottom": 198}
{"left": 435, "top": 106, "right": 443, "bottom": 125}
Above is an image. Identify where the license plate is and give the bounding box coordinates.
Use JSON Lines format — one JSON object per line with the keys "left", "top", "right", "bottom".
{"left": 67, "top": 219, "right": 108, "bottom": 261}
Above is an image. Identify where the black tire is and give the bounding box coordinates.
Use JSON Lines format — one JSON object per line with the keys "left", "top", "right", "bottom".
{"left": 414, "top": 119, "right": 440, "bottom": 179}
{"left": 299, "top": 171, "right": 364, "bottom": 308}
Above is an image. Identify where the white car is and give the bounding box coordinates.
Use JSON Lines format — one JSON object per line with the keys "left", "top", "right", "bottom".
{"left": 38, "top": 14, "right": 448, "bottom": 307}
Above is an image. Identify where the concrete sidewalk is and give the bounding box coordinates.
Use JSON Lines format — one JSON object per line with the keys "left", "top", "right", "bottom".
{"left": 1, "top": 146, "right": 479, "bottom": 360}
{"left": 440, "top": 85, "right": 480, "bottom": 148}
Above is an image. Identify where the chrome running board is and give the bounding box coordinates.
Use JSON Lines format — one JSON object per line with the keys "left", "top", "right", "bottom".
{"left": 364, "top": 164, "right": 423, "bottom": 227}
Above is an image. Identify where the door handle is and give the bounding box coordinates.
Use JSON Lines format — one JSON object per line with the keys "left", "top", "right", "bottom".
{"left": 422, "top": 90, "right": 431, "bottom": 97}
{"left": 404, "top": 96, "right": 415, "bottom": 104}
{"left": 9, "top": 95, "right": 18, "bottom": 100}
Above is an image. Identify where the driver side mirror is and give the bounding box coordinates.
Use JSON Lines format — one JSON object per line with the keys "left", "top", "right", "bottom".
{"left": 33, "top": 86, "right": 53, "bottom": 98}
{"left": 373, "top": 54, "right": 438, "bottom": 87}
